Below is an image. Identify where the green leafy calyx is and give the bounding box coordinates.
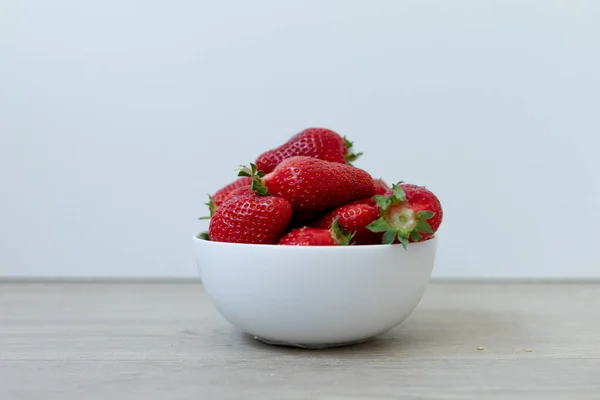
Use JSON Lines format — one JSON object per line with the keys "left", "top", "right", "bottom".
{"left": 206, "top": 195, "right": 217, "bottom": 216}
{"left": 330, "top": 217, "right": 353, "bottom": 245}
{"left": 198, "top": 232, "right": 210, "bottom": 241}
{"left": 237, "top": 163, "right": 269, "bottom": 196}
{"left": 366, "top": 184, "right": 436, "bottom": 249}
{"left": 343, "top": 136, "right": 363, "bottom": 164}
{"left": 343, "top": 136, "right": 354, "bottom": 149}
{"left": 198, "top": 194, "right": 215, "bottom": 220}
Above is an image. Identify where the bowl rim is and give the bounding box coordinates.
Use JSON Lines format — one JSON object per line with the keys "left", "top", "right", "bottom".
{"left": 193, "top": 232, "right": 437, "bottom": 250}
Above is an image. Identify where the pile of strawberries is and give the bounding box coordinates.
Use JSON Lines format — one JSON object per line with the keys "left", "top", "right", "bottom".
{"left": 200, "top": 128, "right": 443, "bottom": 247}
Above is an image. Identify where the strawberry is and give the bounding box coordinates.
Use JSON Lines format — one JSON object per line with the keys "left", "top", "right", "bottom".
{"left": 208, "top": 194, "right": 293, "bottom": 244}
{"left": 223, "top": 185, "right": 255, "bottom": 200}
{"left": 255, "top": 128, "right": 362, "bottom": 174}
{"left": 311, "top": 203, "right": 379, "bottom": 245}
{"left": 238, "top": 157, "right": 376, "bottom": 213}
{"left": 278, "top": 218, "right": 352, "bottom": 246}
{"left": 373, "top": 178, "right": 390, "bottom": 195}
{"left": 349, "top": 179, "right": 390, "bottom": 212}
{"left": 205, "top": 176, "right": 252, "bottom": 216}
{"left": 367, "top": 183, "right": 443, "bottom": 248}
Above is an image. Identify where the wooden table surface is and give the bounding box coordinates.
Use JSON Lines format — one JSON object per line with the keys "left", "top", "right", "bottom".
{"left": 1, "top": 282, "right": 599, "bottom": 399}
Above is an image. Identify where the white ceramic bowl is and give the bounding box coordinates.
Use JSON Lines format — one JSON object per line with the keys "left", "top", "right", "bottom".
{"left": 193, "top": 236, "right": 438, "bottom": 349}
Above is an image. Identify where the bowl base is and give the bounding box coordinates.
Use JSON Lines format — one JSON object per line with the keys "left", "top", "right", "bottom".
{"left": 252, "top": 335, "right": 373, "bottom": 350}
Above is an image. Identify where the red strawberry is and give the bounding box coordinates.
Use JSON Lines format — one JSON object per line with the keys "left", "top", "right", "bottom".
{"left": 239, "top": 157, "right": 376, "bottom": 213}
{"left": 351, "top": 179, "right": 390, "bottom": 211}
{"left": 312, "top": 203, "right": 379, "bottom": 245}
{"left": 208, "top": 194, "right": 293, "bottom": 244}
{"left": 278, "top": 218, "right": 352, "bottom": 246}
{"left": 205, "top": 177, "right": 252, "bottom": 216}
{"left": 224, "top": 185, "right": 255, "bottom": 200}
{"left": 367, "top": 183, "right": 443, "bottom": 248}
{"left": 255, "top": 128, "right": 362, "bottom": 174}
{"left": 373, "top": 178, "right": 390, "bottom": 195}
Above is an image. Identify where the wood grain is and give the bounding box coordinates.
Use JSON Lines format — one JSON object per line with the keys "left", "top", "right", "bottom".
{"left": 1, "top": 283, "right": 599, "bottom": 399}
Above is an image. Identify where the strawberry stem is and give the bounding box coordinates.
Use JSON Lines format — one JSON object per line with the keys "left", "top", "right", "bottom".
{"left": 237, "top": 163, "right": 270, "bottom": 196}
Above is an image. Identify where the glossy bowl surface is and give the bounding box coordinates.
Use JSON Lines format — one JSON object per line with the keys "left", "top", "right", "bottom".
{"left": 193, "top": 236, "right": 438, "bottom": 349}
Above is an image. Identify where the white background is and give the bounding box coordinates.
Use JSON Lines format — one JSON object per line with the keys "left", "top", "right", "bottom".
{"left": 1, "top": 0, "right": 599, "bottom": 278}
